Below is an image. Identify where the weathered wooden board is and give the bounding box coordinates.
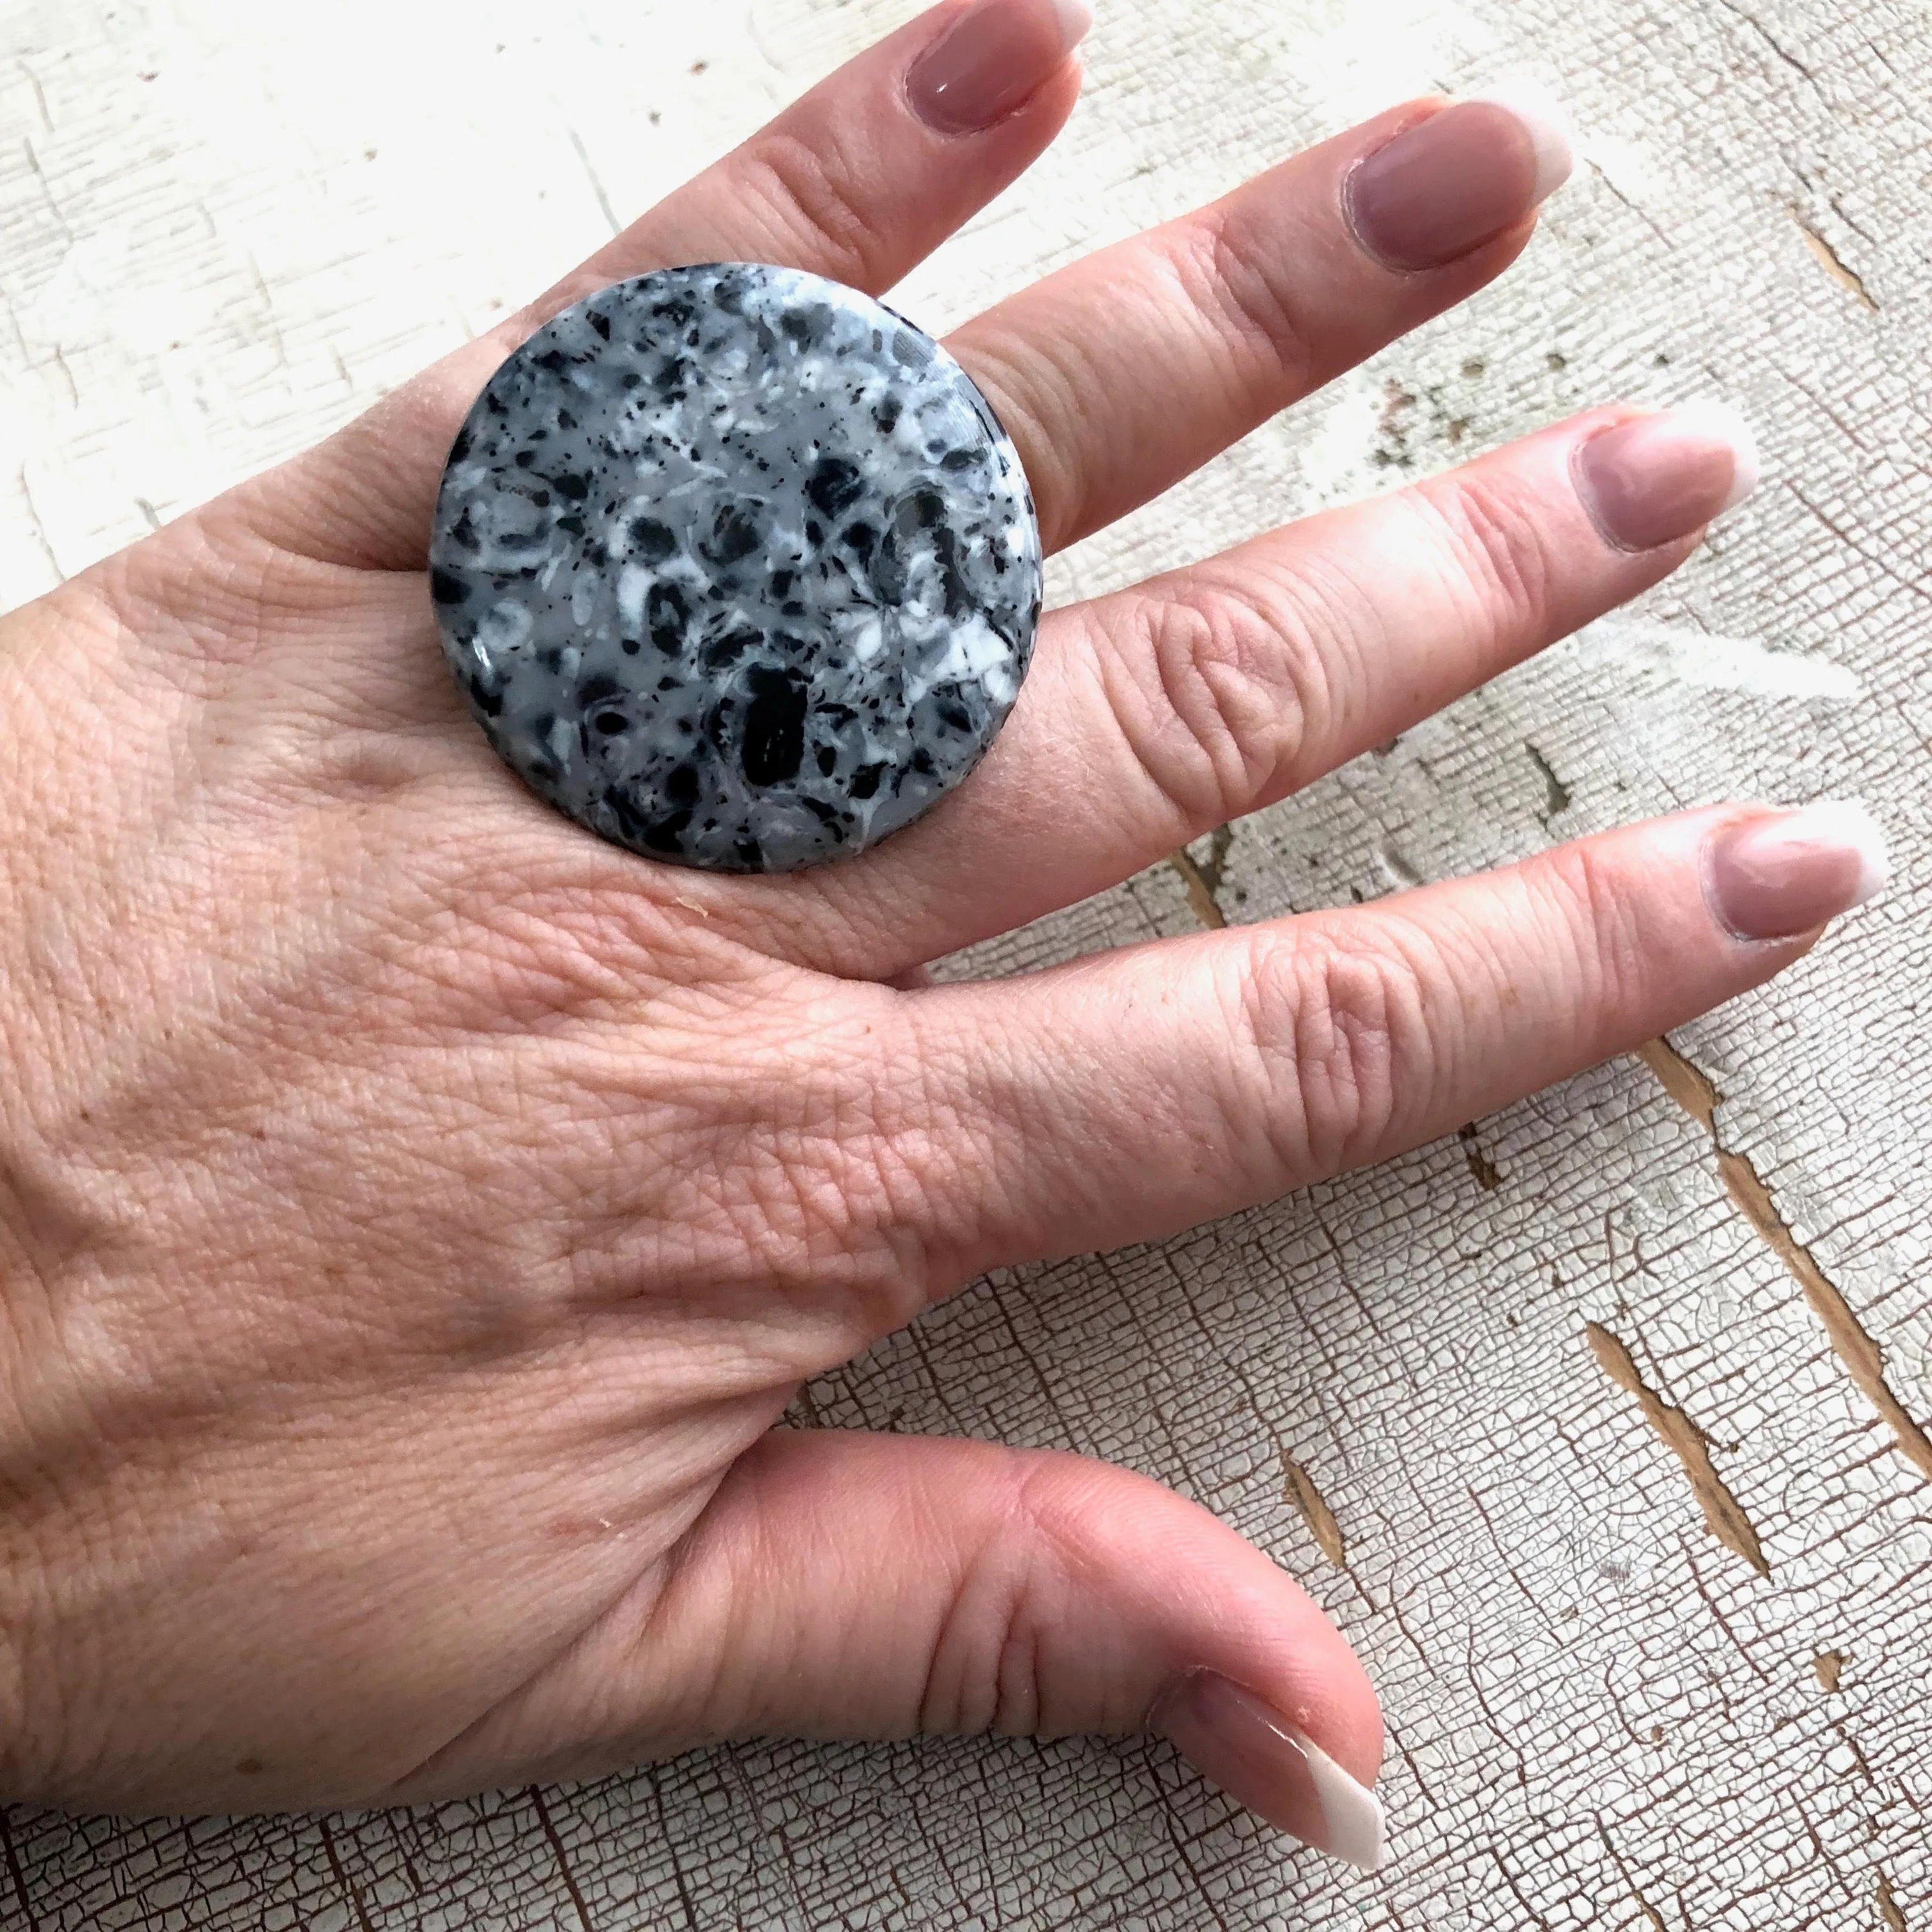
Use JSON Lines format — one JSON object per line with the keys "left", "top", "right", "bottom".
{"left": 2, "top": 0, "right": 1926, "bottom": 1925}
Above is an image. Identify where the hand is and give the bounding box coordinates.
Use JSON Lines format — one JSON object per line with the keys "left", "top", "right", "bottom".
{"left": 0, "top": 0, "right": 1883, "bottom": 1871}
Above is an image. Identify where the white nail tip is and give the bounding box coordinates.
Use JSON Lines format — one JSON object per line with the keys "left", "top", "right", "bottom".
{"left": 1048, "top": 0, "right": 1096, "bottom": 50}
{"left": 1782, "top": 800, "right": 1891, "bottom": 906}
{"left": 1464, "top": 80, "right": 1576, "bottom": 204}
{"left": 1662, "top": 399, "right": 1763, "bottom": 514}
{"left": 1299, "top": 1733, "right": 1388, "bottom": 1873}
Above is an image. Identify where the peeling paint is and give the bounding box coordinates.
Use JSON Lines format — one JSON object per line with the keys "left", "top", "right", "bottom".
{"left": 1585, "top": 1320, "right": 1772, "bottom": 1577}
{"left": 1638, "top": 1036, "right": 1932, "bottom": 1485}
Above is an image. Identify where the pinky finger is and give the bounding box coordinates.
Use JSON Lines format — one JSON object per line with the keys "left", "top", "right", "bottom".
{"left": 914, "top": 802, "right": 1889, "bottom": 1269}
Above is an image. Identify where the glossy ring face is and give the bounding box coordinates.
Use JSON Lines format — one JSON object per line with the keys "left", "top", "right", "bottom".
{"left": 428, "top": 263, "right": 1043, "bottom": 873}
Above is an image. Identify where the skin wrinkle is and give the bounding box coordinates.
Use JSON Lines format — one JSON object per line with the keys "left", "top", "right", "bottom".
{"left": 1189, "top": 197, "right": 1324, "bottom": 403}
{"left": 735, "top": 126, "right": 900, "bottom": 293}
{"left": 1190, "top": 564, "right": 1340, "bottom": 795}
{"left": 1103, "top": 574, "right": 1323, "bottom": 829}
{"left": 1127, "top": 596, "right": 1250, "bottom": 825}
{"left": 923, "top": 1450, "right": 1155, "bottom": 1744}
{"left": 1245, "top": 549, "right": 1384, "bottom": 772}
{"left": 1349, "top": 908, "right": 1486, "bottom": 1145}
{"left": 1418, "top": 464, "right": 1563, "bottom": 650}
{"left": 919, "top": 1475, "right": 1034, "bottom": 1738}
{"left": 1532, "top": 835, "right": 1653, "bottom": 1051}
{"left": 1254, "top": 935, "right": 1409, "bottom": 1182}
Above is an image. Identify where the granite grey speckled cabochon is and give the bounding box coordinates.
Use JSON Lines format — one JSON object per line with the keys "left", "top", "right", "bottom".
{"left": 427, "top": 263, "right": 1043, "bottom": 874}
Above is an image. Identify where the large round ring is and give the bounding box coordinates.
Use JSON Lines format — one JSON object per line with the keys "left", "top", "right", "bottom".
{"left": 427, "top": 263, "right": 1043, "bottom": 874}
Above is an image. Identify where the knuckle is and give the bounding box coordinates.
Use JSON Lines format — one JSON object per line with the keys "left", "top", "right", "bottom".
{"left": 1181, "top": 207, "right": 1317, "bottom": 396}
{"left": 919, "top": 1448, "right": 1107, "bottom": 1740}
{"left": 1243, "top": 930, "right": 1421, "bottom": 1176}
{"left": 1533, "top": 837, "right": 1646, "bottom": 1009}
{"left": 736, "top": 128, "right": 882, "bottom": 289}
{"left": 1415, "top": 467, "right": 1556, "bottom": 634}
{"left": 917, "top": 1448, "right": 1038, "bottom": 1736}
{"left": 1116, "top": 579, "right": 1324, "bottom": 824}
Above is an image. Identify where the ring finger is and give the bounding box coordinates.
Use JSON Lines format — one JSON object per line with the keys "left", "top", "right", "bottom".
{"left": 245, "top": 0, "right": 1092, "bottom": 572}
{"left": 646, "top": 82, "right": 1589, "bottom": 966}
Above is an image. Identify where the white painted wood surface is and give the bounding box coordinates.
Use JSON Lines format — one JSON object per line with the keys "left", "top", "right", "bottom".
{"left": 3, "top": 0, "right": 1927, "bottom": 1924}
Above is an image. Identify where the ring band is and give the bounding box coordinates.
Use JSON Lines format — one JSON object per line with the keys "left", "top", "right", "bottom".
{"left": 429, "top": 263, "right": 1043, "bottom": 874}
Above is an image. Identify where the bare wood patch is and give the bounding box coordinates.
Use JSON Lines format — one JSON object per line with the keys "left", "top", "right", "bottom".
{"left": 1879, "top": 1871, "right": 1907, "bottom": 1932}
{"left": 1634, "top": 1036, "right": 1719, "bottom": 1133}
{"left": 1585, "top": 1321, "right": 1771, "bottom": 1577}
{"left": 1718, "top": 1151, "right": 1932, "bottom": 1483}
{"left": 1168, "top": 847, "right": 1225, "bottom": 929}
{"left": 1459, "top": 1123, "right": 1503, "bottom": 1192}
{"left": 1635, "top": 1036, "right": 1932, "bottom": 1484}
{"left": 1523, "top": 740, "right": 1572, "bottom": 822}
{"left": 1167, "top": 823, "right": 1235, "bottom": 930}
{"left": 1282, "top": 1453, "right": 1347, "bottom": 1567}
{"left": 1812, "top": 1648, "right": 1848, "bottom": 1691}
{"left": 1791, "top": 210, "right": 1880, "bottom": 310}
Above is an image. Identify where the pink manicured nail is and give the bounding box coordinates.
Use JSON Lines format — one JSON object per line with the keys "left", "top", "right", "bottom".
{"left": 1705, "top": 802, "right": 1890, "bottom": 940}
{"left": 1344, "top": 87, "right": 1574, "bottom": 272}
{"left": 907, "top": 0, "right": 1093, "bottom": 135}
{"left": 1573, "top": 402, "right": 1761, "bottom": 550}
{"left": 1151, "top": 1671, "right": 1386, "bottom": 1872}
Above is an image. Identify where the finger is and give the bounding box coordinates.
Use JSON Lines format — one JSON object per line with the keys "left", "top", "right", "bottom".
{"left": 908, "top": 804, "right": 1888, "bottom": 1269}
{"left": 951, "top": 85, "right": 1572, "bottom": 554}
{"left": 242, "top": 0, "right": 1090, "bottom": 571}
{"left": 391, "top": 1429, "right": 1389, "bottom": 1871}
{"left": 804, "top": 401, "right": 1761, "bottom": 975}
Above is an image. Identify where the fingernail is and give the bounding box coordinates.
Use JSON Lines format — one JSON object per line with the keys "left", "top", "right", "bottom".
{"left": 1573, "top": 402, "right": 1762, "bottom": 550}
{"left": 907, "top": 0, "right": 1094, "bottom": 136}
{"left": 1345, "top": 87, "right": 1574, "bottom": 272}
{"left": 1151, "top": 1671, "right": 1386, "bottom": 1873}
{"left": 1705, "top": 802, "right": 1890, "bottom": 940}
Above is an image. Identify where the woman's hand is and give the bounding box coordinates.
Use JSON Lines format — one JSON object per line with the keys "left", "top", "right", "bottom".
{"left": 0, "top": 0, "right": 1882, "bottom": 1869}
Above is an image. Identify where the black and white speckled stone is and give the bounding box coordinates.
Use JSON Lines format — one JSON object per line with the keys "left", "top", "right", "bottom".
{"left": 428, "top": 263, "right": 1042, "bottom": 873}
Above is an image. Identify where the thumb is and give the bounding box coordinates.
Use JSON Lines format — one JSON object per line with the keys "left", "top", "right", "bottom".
{"left": 411, "top": 1429, "right": 1388, "bottom": 1871}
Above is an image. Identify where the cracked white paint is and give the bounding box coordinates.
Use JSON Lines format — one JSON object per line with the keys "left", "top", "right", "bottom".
{"left": 2, "top": 0, "right": 1928, "bottom": 1927}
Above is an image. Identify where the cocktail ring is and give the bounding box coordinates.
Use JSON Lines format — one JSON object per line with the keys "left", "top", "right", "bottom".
{"left": 428, "top": 263, "right": 1043, "bottom": 874}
